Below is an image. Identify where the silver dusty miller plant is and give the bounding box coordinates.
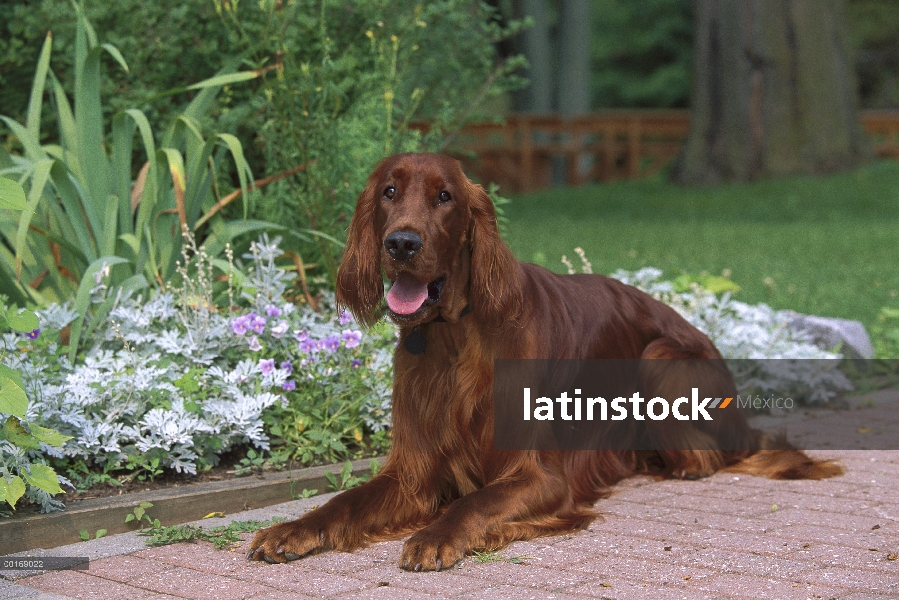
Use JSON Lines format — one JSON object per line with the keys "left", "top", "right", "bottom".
{"left": 3, "top": 235, "right": 394, "bottom": 487}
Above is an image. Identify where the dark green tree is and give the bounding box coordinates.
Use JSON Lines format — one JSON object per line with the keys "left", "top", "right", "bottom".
{"left": 592, "top": 0, "right": 693, "bottom": 108}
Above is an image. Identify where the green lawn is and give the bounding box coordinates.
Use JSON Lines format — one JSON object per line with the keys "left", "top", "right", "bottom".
{"left": 503, "top": 160, "right": 899, "bottom": 330}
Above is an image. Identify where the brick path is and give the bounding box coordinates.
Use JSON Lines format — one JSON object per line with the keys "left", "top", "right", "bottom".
{"left": 2, "top": 448, "right": 897, "bottom": 599}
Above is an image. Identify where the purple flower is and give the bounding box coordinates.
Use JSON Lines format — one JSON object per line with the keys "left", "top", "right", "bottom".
{"left": 282, "top": 380, "right": 296, "bottom": 392}
{"left": 294, "top": 328, "right": 309, "bottom": 342}
{"left": 299, "top": 337, "right": 317, "bottom": 354}
{"left": 259, "top": 358, "right": 275, "bottom": 375}
{"left": 27, "top": 329, "right": 40, "bottom": 340}
{"left": 249, "top": 313, "right": 266, "bottom": 334}
{"left": 351, "top": 359, "right": 362, "bottom": 369}
{"left": 230, "top": 316, "right": 249, "bottom": 336}
{"left": 341, "top": 329, "right": 362, "bottom": 349}
{"left": 338, "top": 310, "right": 353, "bottom": 325}
{"left": 265, "top": 304, "right": 282, "bottom": 318}
{"left": 322, "top": 335, "right": 340, "bottom": 353}
{"left": 247, "top": 335, "right": 262, "bottom": 352}
{"left": 271, "top": 320, "right": 289, "bottom": 338}
{"left": 281, "top": 361, "right": 293, "bottom": 374}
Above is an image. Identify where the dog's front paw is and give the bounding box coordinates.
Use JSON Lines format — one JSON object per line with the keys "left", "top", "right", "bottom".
{"left": 247, "top": 519, "right": 325, "bottom": 564}
{"left": 399, "top": 528, "right": 467, "bottom": 572}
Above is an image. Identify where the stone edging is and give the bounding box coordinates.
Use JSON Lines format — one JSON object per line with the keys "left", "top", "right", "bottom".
{"left": 0, "top": 457, "right": 381, "bottom": 555}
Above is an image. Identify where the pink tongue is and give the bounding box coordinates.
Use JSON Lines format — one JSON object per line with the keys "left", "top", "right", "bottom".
{"left": 386, "top": 272, "right": 429, "bottom": 315}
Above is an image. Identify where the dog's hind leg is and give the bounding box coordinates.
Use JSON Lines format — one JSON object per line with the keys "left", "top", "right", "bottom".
{"left": 637, "top": 337, "right": 756, "bottom": 479}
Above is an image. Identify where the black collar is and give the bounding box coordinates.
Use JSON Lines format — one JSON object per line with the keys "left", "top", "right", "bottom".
{"left": 431, "top": 304, "right": 470, "bottom": 322}
{"left": 404, "top": 304, "right": 470, "bottom": 354}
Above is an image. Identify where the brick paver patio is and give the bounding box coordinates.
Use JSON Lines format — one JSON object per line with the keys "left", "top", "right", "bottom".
{"left": 2, "top": 447, "right": 897, "bottom": 599}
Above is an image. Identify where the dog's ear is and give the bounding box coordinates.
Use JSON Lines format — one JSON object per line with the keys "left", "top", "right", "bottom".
{"left": 468, "top": 181, "right": 523, "bottom": 327}
{"left": 336, "top": 177, "right": 384, "bottom": 327}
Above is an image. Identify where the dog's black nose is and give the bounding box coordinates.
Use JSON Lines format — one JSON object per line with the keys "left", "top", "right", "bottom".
{"left": 384, "top": 231, "right": 422, "bottom": 261}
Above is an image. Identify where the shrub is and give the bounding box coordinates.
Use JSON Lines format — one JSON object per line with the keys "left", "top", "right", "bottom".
{"left": 216, "top": 0, "right": 527, "bottom": 283}
{"left": 0, "top": 0, "right": 246, "bottom": 138}
{"left": 1, "top": 235, "right": 393, "bottom": 507}
{"left": 0, "top": 1, "right": 261, "bottom": 320}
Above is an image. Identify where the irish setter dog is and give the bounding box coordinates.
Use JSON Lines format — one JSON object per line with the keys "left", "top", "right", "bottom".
{"left": 248, "top": 152, "right": 841, "bottom": 570}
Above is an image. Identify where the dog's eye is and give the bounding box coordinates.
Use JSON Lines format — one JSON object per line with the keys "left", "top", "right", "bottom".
{"left": 438, "top": 190, "right": 452, "bottom": 203}
{"left": 384, "top": 186, "right": 396, "bottom": 200}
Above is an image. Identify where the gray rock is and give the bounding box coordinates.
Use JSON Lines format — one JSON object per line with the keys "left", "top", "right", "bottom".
{"left": 784, "top": 312, "right": 874, "bottom": 359}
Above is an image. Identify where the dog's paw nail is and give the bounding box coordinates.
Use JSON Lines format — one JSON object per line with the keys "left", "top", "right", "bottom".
{"left": 436, "top": 559, "right": 442, "bottom": 571}
{"left": 402, "top": 560, "right": 409, "bottom": 569}
{"left": 284, "top": 552, "right": 301, "bottom": 561}
{"left": 320, "top": 531, "right": 325, "bottom": 544}
{"left": 414, "top": 563, "right": 422, "bottom": 572}
{"left": 246, "top": 549, "right": 256, "bottom": 560}
{"left": 276, "top": 545, "right": 285, "bottom": 554}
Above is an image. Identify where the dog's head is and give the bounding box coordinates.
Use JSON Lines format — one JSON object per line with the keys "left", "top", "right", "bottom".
{"left": 336, "top": 153, "right": 522, "bottom": 329}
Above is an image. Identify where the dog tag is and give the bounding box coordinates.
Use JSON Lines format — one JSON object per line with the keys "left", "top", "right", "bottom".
{"left": 404, "top": 327, "right": 426, "bottom": 355}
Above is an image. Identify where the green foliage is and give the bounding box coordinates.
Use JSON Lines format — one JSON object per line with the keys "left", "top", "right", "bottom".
{"left": 233, "top": 447, "right": 289, "bottom": 476}
{"left": 293, "top": 487, "right": 319, "bottom": 499}
{"left": 0, "top": 177, "right": 27, "bottom": 210}
{"left": 0, "top": 287, "right": 71, "bottom": 511}
{"left": 63, "top": 461, "right": 121, "bottom": 494}
{"left": 216, "top": 0, "right": 526, "bottom": 283}
{"left": 0, "top": 2, "right": 261, "bottom": 314}
{"left": 125, "top": 500, "right": 160, "bottom": 528}
{"left": 78, "top": 528, "right": 107, "bottom": 541}
{"left": 592, "top": 0, "right": 693, "bottom": 108}
{"left": 124, "top": 455, "right": 164, "bottom": 483}
{"left": 871, "top": 307, "right": 899, "bottom": 358}
{"left": 263, "top": 334, "right": 394, "bottom": 467}
{"left": 139, "top": 517, "right": 286, "bottom": 549}
{"left": 849, "top": 0, "right": 899, "bottom": 108}
{"left": 0, "top": 0, "right": 244, "bottom": 136}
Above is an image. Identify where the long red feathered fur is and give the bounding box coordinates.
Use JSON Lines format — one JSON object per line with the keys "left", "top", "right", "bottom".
{"left": 248, "top": 153, "right": 842, "bottom": 570}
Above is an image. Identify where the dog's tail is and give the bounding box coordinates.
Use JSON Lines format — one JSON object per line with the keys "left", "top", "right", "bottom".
{"left": 724, "top": 434, "right": 843, "bottom": 480}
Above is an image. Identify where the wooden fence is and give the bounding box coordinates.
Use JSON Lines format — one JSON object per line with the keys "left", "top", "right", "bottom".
{"left": 444, "top": 110, "right": 899, "bottom": 193}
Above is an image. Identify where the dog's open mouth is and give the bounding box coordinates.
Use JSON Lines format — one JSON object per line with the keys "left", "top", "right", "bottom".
{"left": 386, "top": 273, "right": 446, "bottom": 317}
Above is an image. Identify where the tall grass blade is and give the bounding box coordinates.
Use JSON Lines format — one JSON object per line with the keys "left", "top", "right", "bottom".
{"left": 101, "top": 195, "right": 118, "bottom": 257}
{"left": 74, "top": 45, "right": 112, "bottom": 237}
{"left": 26, "top": 33, "right": 53, "bottom": 142}
{"left": 49, "top": 162, "right": 96, "bottom": 264}
{"left": 160, "top": 148, "right": 187, "bottom": 231}
{"left": 14, "top": 159, "right": 53, "bottom": 278}
{"left": 0, "top": 117, "right": 46, "bottom": 161}
{"left": 185, "top": 71, "right": 258, "bottom": 90}
{"left": 50, "top": 75, "right": 78, "bottom": 169}
{"left": 214, "top": 133, "right": 253, "bottom": 219}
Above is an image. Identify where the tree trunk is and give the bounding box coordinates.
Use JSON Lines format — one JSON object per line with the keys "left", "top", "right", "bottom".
{"left": 672, "top": 0, "right": 870, "bottom": 184}
{"left": 514, "top": 0, "right": 554, "bottom": 112}
{"left": 557, "top": 0, "right": 591, "bottom": 116}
